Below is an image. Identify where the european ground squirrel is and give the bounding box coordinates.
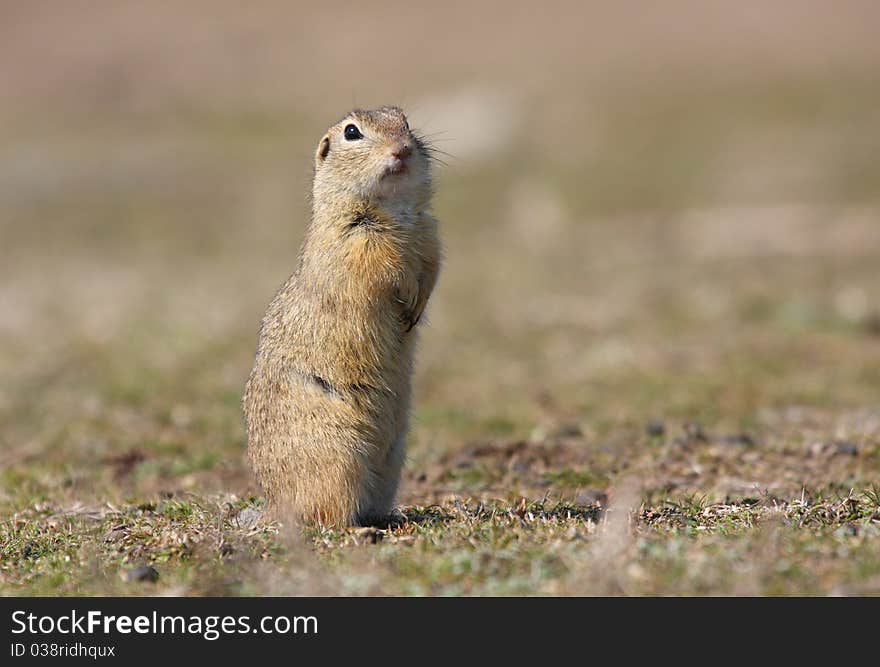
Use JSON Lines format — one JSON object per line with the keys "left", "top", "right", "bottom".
{"left": 243, "top": 107, "right": 442, "bottom": 527}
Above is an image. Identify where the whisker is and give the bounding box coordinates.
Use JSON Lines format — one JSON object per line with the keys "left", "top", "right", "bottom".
{"left": 425, "top": 146, "right": 455, "bottom": 159}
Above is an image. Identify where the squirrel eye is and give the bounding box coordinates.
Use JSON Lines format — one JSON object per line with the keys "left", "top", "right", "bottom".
{"left": 344, "top": 124, "right": 363, "bottom": 141}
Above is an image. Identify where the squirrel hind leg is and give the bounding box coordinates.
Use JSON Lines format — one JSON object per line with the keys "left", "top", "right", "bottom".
{"left": 266, "top": 455, "right": 364, "bottom": 529}
{"left": 356, "top": 436, "right": 407, "bottom": 527}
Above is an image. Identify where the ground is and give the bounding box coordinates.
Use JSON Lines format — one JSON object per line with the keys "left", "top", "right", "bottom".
{"left": 1, "top": 2, "right": 880, "bottom": 595}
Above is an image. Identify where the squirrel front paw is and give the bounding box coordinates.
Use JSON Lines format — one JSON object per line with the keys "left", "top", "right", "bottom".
{"left": 396, "top": 278, "right": 425, "bottom": 332}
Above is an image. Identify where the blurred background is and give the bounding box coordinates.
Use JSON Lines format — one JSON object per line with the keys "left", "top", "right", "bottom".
{"left": 2, "top": 0, "right": 880, "bottom": 506}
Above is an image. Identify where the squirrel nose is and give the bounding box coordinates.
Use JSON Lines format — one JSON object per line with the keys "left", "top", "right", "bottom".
{"left": 392, "top": 144, "right": 412, "bottom": 161}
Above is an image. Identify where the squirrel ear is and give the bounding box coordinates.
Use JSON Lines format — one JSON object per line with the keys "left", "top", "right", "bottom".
{"left": 316, "top": 135, "right": 331, "bottom": 162}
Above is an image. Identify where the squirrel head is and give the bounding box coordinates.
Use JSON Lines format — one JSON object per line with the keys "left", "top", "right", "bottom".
{"left": 313, "top": 106, "right": 432, "bottom": 214}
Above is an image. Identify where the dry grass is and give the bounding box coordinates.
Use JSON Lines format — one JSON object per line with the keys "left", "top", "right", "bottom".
{"left": 2, "top": 1, "right": 880, "bottom": 595}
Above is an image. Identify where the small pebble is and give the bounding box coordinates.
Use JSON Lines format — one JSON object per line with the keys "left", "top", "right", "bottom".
{"left": 555, "top": 423, "right": 583, "bottom": 438}
{"left": 125, "top": 565, "right": 159, "bottom": 583}
{"left": 718, "top": 433, "right": 755, "bottom": 447}
{"left": 236, "top": 507, "right": 263, "bottom": 528}
{"left": 836, "top": 442, "right": 859, "bottom": 456}
{"left": 646, "top": 421, "right": 666, "bottom": 437}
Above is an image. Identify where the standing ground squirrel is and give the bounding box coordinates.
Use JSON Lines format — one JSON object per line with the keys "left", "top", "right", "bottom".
{"left": 243, "top": 106, "right": 442, "bottom": 527}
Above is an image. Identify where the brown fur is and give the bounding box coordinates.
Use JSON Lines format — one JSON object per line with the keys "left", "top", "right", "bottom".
{"left": 242, "top": 107, "right": 442, "bottom": 527}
